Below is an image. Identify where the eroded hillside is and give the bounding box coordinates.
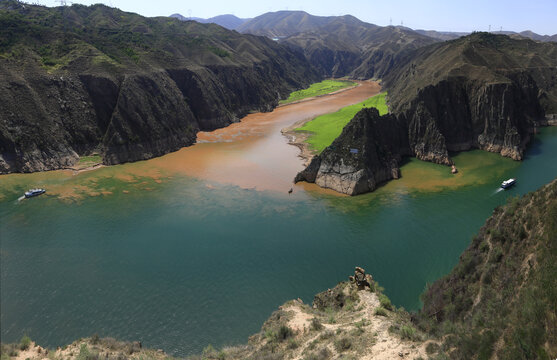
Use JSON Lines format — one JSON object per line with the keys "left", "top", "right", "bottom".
{"left": 0, "top": 1, "right": 319, "bottom": 173}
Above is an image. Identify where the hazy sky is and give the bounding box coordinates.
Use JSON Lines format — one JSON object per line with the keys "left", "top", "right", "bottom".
{"left": 31, "top": 0, "right": 556, "bottom": 35}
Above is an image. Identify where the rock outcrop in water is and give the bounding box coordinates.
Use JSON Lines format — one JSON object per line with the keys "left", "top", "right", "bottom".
{"left": 297, "top": 33, "right": 557, "bottom": 195}
{"left": 295, "top": 108, "right": 409, "bottom": 195}
{"left": 0, "top": 1, "right": 319, "bottom": 173}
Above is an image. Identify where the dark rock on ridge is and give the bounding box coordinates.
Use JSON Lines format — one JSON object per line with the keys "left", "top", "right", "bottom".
{"left": 0, "top": 2, "right": 319, "bottom": 173}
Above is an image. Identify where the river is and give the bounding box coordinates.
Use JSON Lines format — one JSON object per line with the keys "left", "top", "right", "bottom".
{"left": 1, "top": 83, "right": 556, "bottom": 356}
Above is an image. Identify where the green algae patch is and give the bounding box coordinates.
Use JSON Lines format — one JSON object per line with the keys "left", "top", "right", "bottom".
{"left": 280, "top": 79, "right": 356, "bottom": 105}
{"left": 376, "top": 150, "right": 519, "bottom": 195}
{"left": 295, "top": 92, "right": 388, "bottom": 153}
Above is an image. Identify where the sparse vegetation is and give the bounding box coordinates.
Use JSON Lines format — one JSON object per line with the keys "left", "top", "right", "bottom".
{"left": 374, "top": 307, "right": 388, "bottom": 316}
{"left": 416, "top": 179, "right": 557, "bottom": 358}
{"left": 19, "top": 336, "right": 31, "bottom": 351}
{"left": 310, "top": 317, "right": 323, "bottom": 331}
{"left": 333, "top": 336, "right": 352, "bottom": 352}
{"left": 378, "top": 293, "right": 393, "bottom": 311}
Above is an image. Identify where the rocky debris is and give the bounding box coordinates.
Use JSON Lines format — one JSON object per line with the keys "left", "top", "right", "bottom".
{"left": 349, "top": 266, "right": 373, "bottom": 290}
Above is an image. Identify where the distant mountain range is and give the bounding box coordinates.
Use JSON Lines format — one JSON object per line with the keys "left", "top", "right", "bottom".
{"left": 413, "top": 28, "right": 557, "bottom": 42}
{"left": 169, "top": 13, "right": 249, "bottom": 30}
{"left": 170, "top": 10, "right": 557, "bottom": 42}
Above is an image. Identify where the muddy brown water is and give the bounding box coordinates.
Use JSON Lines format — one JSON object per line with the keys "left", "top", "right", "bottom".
{"left": 147, "top": 81, "right": 381, "bottom": 192}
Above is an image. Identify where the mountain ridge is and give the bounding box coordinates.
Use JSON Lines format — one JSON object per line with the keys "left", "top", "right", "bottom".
{"left": 169, "top": 13, "right": 249, "bottom": 30}
{"left": 0, "top": 1, "right": 319, "bottom": 173}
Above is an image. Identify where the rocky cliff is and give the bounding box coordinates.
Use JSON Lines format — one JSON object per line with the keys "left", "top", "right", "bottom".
{"left": 295, "top": 108, "right": 409, "bottom": 195}
{"left": 0, "top": 1, "right": 319, "bottom": 173}
{"left": 297, "top": 33, "right": 557, "bottom": 195}
{"left": 385, "top": 33, "right": 557, "bottom": 164}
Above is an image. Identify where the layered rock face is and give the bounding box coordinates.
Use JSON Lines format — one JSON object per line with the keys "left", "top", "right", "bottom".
{"left": 297, "top": 33, "right": 557, "bottom": 195}
{"left": 0, "top": 2, "right": 319, "bottom": 173}
{"left": 391, "top": 72, "right": 545, "bottom": 165}
{"left": 295, "top": 108, "right": 409, "bottom": 195}
{"left": 386, "top": 33, "right": 557, "bottom": 164}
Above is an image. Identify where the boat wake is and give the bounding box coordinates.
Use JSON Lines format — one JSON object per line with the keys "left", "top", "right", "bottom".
{"left": 17, "top": 195, "right": 26, "bottom": 202}
{"left": 491, "top": 188, "right": 504, "bottom": 196}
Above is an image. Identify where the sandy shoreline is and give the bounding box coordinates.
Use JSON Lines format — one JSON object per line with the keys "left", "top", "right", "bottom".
{"left": 281, "top": 120, "right": 315, "bottom": 167}
{"left": 64, "top": 163, "right": 104, "bottom": 175}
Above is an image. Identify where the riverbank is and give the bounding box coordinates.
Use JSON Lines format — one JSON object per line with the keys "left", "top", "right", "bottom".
{"left": 281, "top": 85, "right": 384, "bottom": 166}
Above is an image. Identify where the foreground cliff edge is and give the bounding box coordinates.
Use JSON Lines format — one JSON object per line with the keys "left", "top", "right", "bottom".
{"left": 296, "top": 33, "right": 557, "bottom": 195}
{"left": 3, "top": 178, "right": 556, "bottom": 359}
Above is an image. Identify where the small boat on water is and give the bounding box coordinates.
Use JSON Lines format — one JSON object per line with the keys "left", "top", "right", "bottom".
{"left": 24, "top": 188, "right": 46, "bottom": 198}
{"left": 501, "top": 178, "right": 516, "bottom": 189}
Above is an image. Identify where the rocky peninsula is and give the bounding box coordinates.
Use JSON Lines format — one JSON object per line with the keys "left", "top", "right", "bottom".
{"left": 297, "top": 33, "right": 557, "bottom": 195}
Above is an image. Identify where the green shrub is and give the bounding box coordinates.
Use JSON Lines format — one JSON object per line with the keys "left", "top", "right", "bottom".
{"left": 334, "top": 337, "right": 352, "bottom": 352}
{"left": 287, "top": 338, "right": 299, "bottom": 349}
{"left": 400, "top": 325, "right": 417, "bottom": 340}
{"left": 379, "top": 294, "right": 393, "bottom": 310}
{"left": 426, "top": 342, "right": 440, "bottom": 354}
{"left": 304, "top": 347, "right": 332, "bottom": 360}
{"left": 76, "top": 344, "right": 90, "bottom": 360}
{"left": 374, "top": 307, "right": 388, "bottom": 316}
{"left": 208, "top": 46, "right": 230, "bottom": 58}
{"left": 278, "top": 325, "right": 293, "bottom": 341}
{"left": 318, "top": 330, "right": 334, "bottom": 340}
{"left": 310, "top": 317, "right": 323, "bottom": 331}
{"left": 19, "top": 335, "right": 31, "bottom": 351}
{"left": 489, "top": 246, "right": 503, "bottom": 263}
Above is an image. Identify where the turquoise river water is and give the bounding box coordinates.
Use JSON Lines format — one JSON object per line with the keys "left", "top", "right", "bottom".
{"left": 1, "top": 127, "right": 556, "bottom": 356}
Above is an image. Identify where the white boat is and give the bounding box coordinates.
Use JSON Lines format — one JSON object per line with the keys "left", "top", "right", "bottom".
{"left": 24, "top": 188, "right": 46, "bottom": 198}
{"left": 501, "top": 178, "right": 516, "bottom": 189}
